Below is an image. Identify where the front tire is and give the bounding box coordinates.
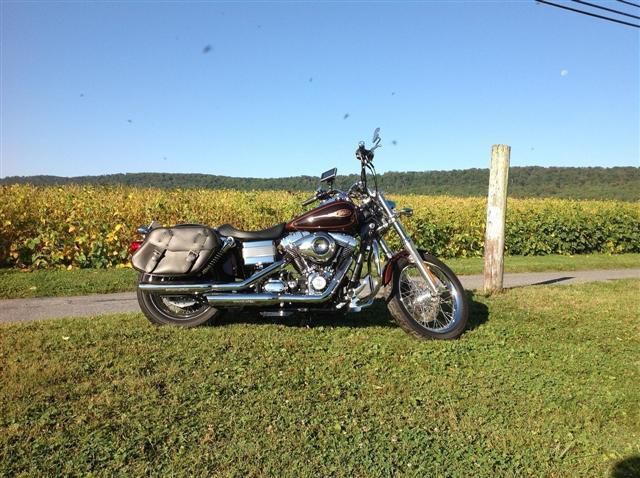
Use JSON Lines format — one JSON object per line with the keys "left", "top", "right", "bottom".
{"left": 137, "top": 274, "right": 221, "bottom": 327}
{"left": 387, "top": 253, "right": 469, "bottom": 340}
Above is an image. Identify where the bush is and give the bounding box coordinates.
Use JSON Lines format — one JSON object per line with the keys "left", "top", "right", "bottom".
{"left": 0, "top": 185, "right": 638, "bottom": 269}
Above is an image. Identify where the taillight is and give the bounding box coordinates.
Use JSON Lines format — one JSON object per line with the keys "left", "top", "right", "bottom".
{"left": 129, "top": 240, "right": 143, "bottom": 254}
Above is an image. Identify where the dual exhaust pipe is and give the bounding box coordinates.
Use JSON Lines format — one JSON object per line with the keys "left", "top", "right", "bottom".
{"left": 137, "top": 258, "right": 354, "bottom": 306}
{"left": 138, "top": 260, "right": 285, "bottom": 295}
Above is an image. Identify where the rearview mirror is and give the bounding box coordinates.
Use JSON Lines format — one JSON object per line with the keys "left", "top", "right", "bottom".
{"left": 320, "top": 167, "right": 337, "bottom": 184}
{"left": 372, "top": 127, "right": 381, "bottom": 144}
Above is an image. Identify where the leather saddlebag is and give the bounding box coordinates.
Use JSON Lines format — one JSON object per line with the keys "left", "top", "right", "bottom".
{"left": 131, "top": 226, "right": 220, "bottom": 276}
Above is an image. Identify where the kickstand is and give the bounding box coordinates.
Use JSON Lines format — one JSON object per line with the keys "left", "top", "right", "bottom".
{"left": 299, "top": 312, "right": 313, "bottom": 329}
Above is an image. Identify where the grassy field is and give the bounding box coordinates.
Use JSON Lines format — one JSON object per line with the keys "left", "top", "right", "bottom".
{"left": 0, "top": 253, "right": 638, "bottom": 300}
{"left": 445, "top": 252, "right": 640, "bottom": 275}
{"left": 1, "top": 280, "right": 638, "bottom": 477}
{"left": 0, "top": 267, "right": 138, "bottom": 299}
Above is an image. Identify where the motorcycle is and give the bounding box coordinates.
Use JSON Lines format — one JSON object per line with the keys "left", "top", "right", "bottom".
{"left": 130, "top": 129, "right": 469, "bottom": 339}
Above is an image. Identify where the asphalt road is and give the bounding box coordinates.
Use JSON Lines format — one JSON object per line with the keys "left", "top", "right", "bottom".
{"left": 1, "top": 269, "right": 638, "bottom": 325}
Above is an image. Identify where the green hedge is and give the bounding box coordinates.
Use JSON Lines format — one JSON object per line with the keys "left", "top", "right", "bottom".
{"left": 0, "top": 185, "right": 638, "bottom": 269}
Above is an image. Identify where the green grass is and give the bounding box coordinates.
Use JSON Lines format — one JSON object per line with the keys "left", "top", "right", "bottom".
{"left": 1, "top": 253, "right": 638, "bottom": 300}
{"left": 445, "top": 252, "right": 640, "bottom": 275}
{"left": 1, "top": 280, "right": 638, "bottom": 477}
{"left": 0, "top": 268, "right": 137, "bottom": 299}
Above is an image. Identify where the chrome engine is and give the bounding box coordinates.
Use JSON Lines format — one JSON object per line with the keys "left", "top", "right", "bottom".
{"left": 280, "top": 232, "right": 356, "bottom": 264}
{"left": 263, "top": 232, "right": 357, "bottom": 296}
{"left": 138, "top": 229, "right": 375, "bottom": 309}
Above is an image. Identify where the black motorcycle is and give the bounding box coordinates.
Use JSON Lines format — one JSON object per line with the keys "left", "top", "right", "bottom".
{"left": 130, "top": 129, "right": 469, "bottom": 339}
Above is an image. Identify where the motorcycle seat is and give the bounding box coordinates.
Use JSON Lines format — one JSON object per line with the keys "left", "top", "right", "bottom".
{"left": 217, "top": 222, "right": 286, "bottom": 241}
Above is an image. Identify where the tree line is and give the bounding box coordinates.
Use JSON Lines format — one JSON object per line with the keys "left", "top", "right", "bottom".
{"left": 1, "top": 166, "right": 637, "bottom": 201}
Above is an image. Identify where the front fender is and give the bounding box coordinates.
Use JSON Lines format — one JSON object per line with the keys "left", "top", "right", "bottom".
{"left": 382, "top": 249, "right": 428, "bottom": 286}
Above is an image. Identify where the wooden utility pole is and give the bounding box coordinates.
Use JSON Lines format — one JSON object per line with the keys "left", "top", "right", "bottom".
{"left": 484, "top": 144, "right": 511, "bottom": 294}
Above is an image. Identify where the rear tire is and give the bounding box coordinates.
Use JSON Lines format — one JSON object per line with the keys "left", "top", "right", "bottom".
{"left": 137, "top": 275, "right": 221, "bottom": 327}
{"left": 387, "top": 253, "right": 469, "bottom": 340}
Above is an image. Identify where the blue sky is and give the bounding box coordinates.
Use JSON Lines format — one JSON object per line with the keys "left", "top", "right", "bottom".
{"left": 1, "top": 1, "right": 638, "bottom": 178}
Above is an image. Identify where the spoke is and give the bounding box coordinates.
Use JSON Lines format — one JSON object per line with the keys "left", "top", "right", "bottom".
{"left": 441, "top": 309, "right": 454, "bottom": 325}
{"left": 398, "top": 263, "right": 461, "bottom": 333}
{"left": 152, "top": 294, "right": 208, "bottom": 320}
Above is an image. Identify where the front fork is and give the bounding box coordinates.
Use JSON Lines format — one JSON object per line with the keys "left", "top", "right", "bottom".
{"left": 377, "top": 194, "right": 440, "bottom": 294}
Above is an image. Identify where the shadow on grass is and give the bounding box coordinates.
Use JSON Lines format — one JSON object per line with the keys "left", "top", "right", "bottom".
{"left": 528, "top": 276, "right": 574, "bottom": 287}
{"left": 611, "top": 456, "right": 640, "bottom": 478}
{"left": 214, "top": 290, "right": 489, "bottom": 335}
{"left": 465, "top": 290, "right": 490, "bottom": 332}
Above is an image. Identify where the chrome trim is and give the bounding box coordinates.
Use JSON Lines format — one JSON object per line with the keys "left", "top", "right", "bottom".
{"left": 297, "top": 233, "right": 336, "bottom": 263}
{"left": 348, "top": 274, "right": 382, "bottom": 310}
{"left": 328, "top": 232, "right": 357, "bottom": 250}
{"left": 376, "top": 191, "right": 438, "bottom": 293}
{"left": 242, "top": 240, "right": 276, "bottom": 265}
{"left": 319, "top": 192, "right": 349, "bottom": 204}
{"left": 204, "top": 257, "right": 353, "bottom": 306}
{"left": 378, "top": 238, "right": 394, "bottom": 259}
{"left": 138, "top": 260, "right": 285, "bottom": 294}
{"left": 371, "top": 240, "right": 382, "bottom": 277}
{"left": 348, "top": 241, "right": 384, "bottom": 310}
{"left": 221, "top": 236, "right": 236, "bottom": 248}
{"left": 263, "top": 279, "right": 287, "bottom": 294}
{"left": 278, "top": 232, "right": 308, "bottom": 249}
{"left": 281, "top": 232, "right": 342, "bottom": 264}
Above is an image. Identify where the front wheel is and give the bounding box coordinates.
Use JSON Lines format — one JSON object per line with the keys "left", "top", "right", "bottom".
{"left": 387, "top": 253, "right": 469, "bottom": 340}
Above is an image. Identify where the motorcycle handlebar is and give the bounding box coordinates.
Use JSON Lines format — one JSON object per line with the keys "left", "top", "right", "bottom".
{"left": 302, "top": 188, "right": 330, "bottom": 206}
{"left": 302, "top": 195, "right": 317, "bottom": 206}
{"left": 356, "top": 143, "right": 375, "bottom": 164}
{"left": 356, "top": 143, "right": 368, "bottom": 162}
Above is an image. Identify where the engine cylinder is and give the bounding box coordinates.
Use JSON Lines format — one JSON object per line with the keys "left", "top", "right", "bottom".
{"left": 280, "top": 232, "right": 339, "bottom": 264}
{"left": 298, "top": 233, "right": 336, "bottom": 263}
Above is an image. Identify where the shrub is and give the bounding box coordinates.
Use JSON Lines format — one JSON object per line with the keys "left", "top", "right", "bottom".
{"left": 0, "top": 185, "right": 637, "bottom": 269}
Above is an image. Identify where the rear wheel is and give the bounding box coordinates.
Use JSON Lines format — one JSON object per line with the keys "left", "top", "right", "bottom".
{"left": 137, "top": 274, "right": 221, "bottom": 327}
{"left": 387, "top": 253, "right": 469, "bottom": 340}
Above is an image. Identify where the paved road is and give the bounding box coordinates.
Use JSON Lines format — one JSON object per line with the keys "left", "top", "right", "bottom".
{"left": 1, "top": 269, "right": 638, "bottom": 325}
{"left": 1, "top": 292, "right": 139, "bottom": 325}
{"left": 458, "top": 268, "right": 639, "bottom": 290}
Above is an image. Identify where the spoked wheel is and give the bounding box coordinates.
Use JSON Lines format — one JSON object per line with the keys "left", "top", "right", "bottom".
{"left": 387, "top": 253, "right": 469, "bottom": 339}
{"left": 136, "top": 274, "right": 221, "bottom": 327}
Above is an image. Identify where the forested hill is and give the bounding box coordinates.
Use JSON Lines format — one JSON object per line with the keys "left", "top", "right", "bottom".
{"left": 2, "top": 166, "right": 638, "bottom": 201}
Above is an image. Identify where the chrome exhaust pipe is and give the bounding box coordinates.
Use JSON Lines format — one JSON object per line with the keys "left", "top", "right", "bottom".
{"left": 204, "top": 257, "right": 353, "bottom": 306}
{"left": 138, "top": 260, "right": 285, "bottom": 294}
{"left": 205, "top": 293, "right": 282, "bottom": 306}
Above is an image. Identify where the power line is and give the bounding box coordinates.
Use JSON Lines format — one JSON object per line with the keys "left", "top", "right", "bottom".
{"left": 616, "top": 0, "right": 640, "bottom": 8}
{"left": 572, "top": 0, "right": 640, "bottom": 19}
{"left": 536, "top": 0, "right": 640, "bottom": 28}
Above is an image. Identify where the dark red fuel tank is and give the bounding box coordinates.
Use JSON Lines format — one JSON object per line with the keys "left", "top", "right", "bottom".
{"left": 286, "top": 200, "right": 359, "bottom": 233}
